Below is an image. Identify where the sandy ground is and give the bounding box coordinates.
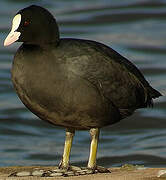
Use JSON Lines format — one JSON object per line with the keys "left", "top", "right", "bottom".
{"left": 0, "top": 166, "right": 165, "bottom": 180}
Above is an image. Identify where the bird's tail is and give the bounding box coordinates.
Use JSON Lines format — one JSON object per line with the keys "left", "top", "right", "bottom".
{"left": 146, "top": 86, "right": 162, "bottom": 107}
{"left": 148, "top": 86, "right": 162, "bottom": 99}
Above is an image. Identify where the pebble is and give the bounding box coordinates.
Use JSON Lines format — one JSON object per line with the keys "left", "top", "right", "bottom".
{"left": 70, "top": 166, "right": 82, "bottom": 171}
{"left": 32, "top": 170, "right": 44, "bottom": 176}
{"left": 53, "top": 168, "right": 66, "bottom": 173}
{"left": 16, "top": 171, "right": 31, "bottom": 177}
{"left": 74, "top": 172, "right": 80, "bottom": 176}
{"left": 64, "top": 171, "right": 75, "bottom": 176}
{"left": 49, "top": 172, "right": 63, "bottom": 177}
{"left": 77, "top": 169, "right": 88, "bottom": 173}
{"left": 78, "top": 171, "right": 86, "bottom": 175}
{"left": 157, "top": 170, "right": 166, "bottom": 177}
{"left": 85, "top": 169, "right": 93, "bottom": 174}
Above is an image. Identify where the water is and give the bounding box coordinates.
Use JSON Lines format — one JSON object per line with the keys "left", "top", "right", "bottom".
{"left": 0, "top": 0, "right": 166, "bottom": 168}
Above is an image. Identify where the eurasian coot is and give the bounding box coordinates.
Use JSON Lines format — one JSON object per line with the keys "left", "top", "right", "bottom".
{"left": 4, "top": 5, "right": 161, "bottom": 172}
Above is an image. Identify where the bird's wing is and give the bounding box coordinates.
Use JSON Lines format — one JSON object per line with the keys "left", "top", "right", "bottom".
{"left": 65, "top": 40, "right": 149, "bottom": 113}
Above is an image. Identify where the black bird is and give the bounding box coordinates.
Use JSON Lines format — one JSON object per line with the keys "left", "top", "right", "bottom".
{"left": 4, "top": 5, "right": 161, "bottom": 172}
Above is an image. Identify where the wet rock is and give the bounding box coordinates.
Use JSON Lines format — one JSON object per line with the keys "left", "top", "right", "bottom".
{"left": 49, "top": 172, "right": 63, "bottom": 177}
{"left": 32, "top": 170, "right": 44, "bottom": 176}
{"left": 52, "top": 168, "right": 66, "bottom": 173}
{"left": 78, "top": 171, "right": 86, "bottom": 175}
{"left": 64, "top": 171, "right": 75, "bottom": 176}
{"left": 70, "top": 166, "right": 82, "bottom": 171}
{"left": 85, "top": 169, "right": 94, "bottom": 174}
{"left": 77, "top": 169, "right": 93, "bottom": 174}
{"left": 78, "top": 169, "right": 89, "bottom": 172}
{"left": 74, "top": 172, "right": 80, "bottom": 176}
{"left": 16, "top": 171, "right": 31, "bottom": 176}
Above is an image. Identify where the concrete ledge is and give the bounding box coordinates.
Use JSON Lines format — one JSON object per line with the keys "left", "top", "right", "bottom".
{"left": 0, "top": 166, "right": 165, "bottom": 180}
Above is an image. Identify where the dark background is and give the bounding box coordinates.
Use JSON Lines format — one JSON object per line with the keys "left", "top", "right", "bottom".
{"left": 0, "top": 0, "right": 166, "bottom": 167}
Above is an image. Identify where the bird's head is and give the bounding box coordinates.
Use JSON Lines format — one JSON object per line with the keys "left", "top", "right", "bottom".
{"left": 4, "top": 5, "right": 59, "bottom": 46}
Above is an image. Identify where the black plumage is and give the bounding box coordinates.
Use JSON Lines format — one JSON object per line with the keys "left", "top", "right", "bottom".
{"left": 12, "top": 34, "right": 161, "bottom": 129}
{"left": 4, "top": 5, "right": 161, "bottom": 171}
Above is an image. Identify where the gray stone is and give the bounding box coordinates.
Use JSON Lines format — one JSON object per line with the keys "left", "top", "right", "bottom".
{"left": 70, "top": 166, "right": 82, "bottom": 171}
{"left": 16, "top": 171, "right": 31, "bottom": 177}
{"left": 77, "top": 169, "right": 93, "bottom": 174}
{"left": 81, "top": 167, "right": 87, "bottom": 170}
{"left": 64, "top": 171, "right": 74, "bottom": 176}
{"left": 50, "top": 172, "right": 63, "bottom": 177}
{"left": 74, "top": 172, "right": 79, "bottom": 176}
{"left": 77, "top": 169, "right": 88, "bottom": 172}
{"left": 32, "top": 170, "right": 44, "bottom": 176}
{"left": 53, "top": 168, "right": 66, "bottom": 173}
{"left": 85, "top": 169, "right": 93, "bottom": 174}
{"left": 78, "top": 171, "right": 86, "bottom": 175}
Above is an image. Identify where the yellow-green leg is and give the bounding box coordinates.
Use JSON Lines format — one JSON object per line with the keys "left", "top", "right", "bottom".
{"left": 87, "top": 128, "right": 100, "bottom": 170}
{"left": 59, "top": 128, "right": 75, "bottom": 170}
{"left": 87, "top": 128, "right": 110, "bottom": 173}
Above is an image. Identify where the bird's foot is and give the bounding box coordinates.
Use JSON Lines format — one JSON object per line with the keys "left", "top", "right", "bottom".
{"left": 9, "top": 166, "right": 93, "bottom": 177}
{"left": 58, "top": 160, "right": 69, "bottom": 171}
{"left": 9, "top": 165, "right": 110, "bottom": 177}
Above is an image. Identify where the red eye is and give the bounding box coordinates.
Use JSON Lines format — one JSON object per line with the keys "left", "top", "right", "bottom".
{"left": 24, "top": 20, "right": 30, "bottom": 27}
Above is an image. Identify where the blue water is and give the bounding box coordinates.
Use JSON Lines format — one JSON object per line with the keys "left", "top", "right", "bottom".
{"left": 0, "top": 0, "right": 166, "bottom": 168}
